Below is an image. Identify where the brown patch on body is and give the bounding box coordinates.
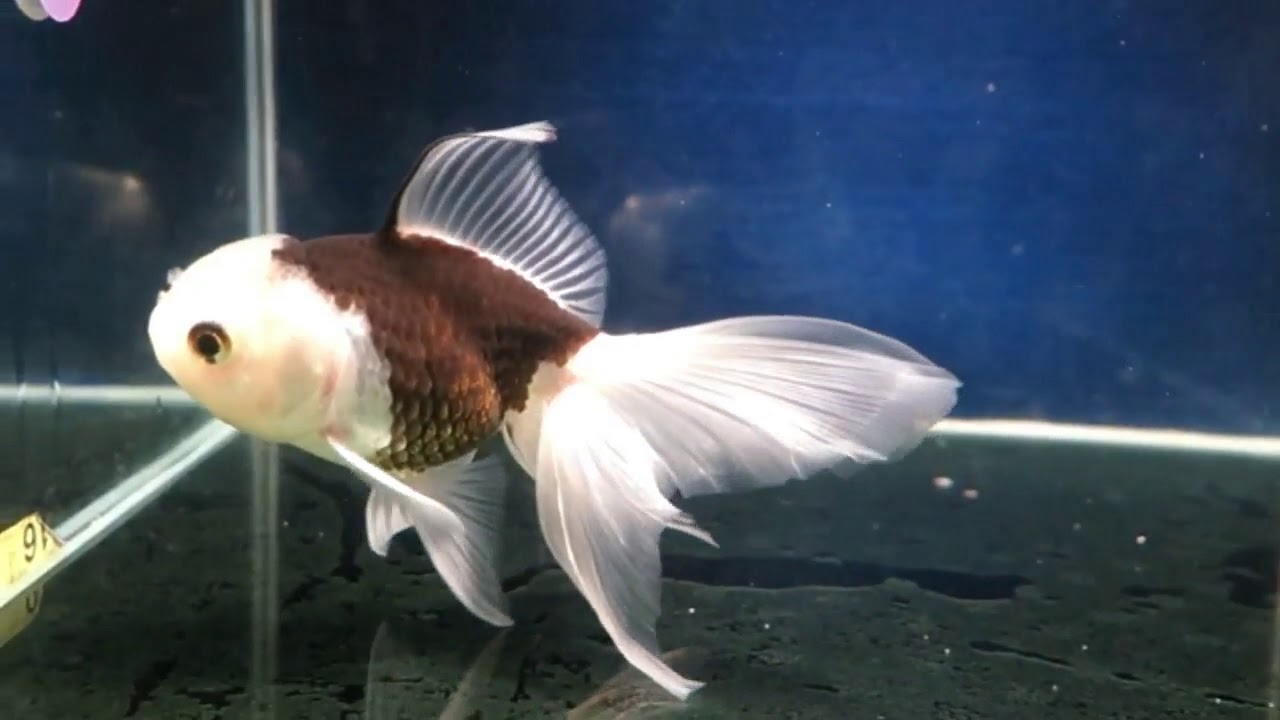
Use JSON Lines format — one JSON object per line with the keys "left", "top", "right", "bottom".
{"left": 273, "top": 232, "right": 598, "bottom": 471}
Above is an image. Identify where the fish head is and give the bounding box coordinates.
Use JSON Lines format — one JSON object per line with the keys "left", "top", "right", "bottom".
{"left": 147, "top": 233, "right": 336, "bottom": 441}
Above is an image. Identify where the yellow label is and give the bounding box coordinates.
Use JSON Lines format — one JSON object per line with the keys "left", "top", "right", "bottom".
{"left": 0, "top": 512, "right": 62, "bottom": 647}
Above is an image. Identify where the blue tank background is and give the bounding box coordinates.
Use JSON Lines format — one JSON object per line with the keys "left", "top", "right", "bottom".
{"left": 3, "top": 1, "right": 1276, "bottom": 433}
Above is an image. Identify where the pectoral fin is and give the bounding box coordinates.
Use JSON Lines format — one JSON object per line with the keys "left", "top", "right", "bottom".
{"left": 327, "top": 436, "right": 513, "bottom": 627}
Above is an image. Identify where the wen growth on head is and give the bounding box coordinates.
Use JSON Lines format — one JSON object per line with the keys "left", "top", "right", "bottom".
{"left": 147, "top": 121, "right": 960, "bottom": 699}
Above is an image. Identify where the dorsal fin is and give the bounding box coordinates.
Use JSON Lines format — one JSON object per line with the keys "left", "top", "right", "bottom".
{"left": 381, "top": 121, "right": 609, "bottom": 327}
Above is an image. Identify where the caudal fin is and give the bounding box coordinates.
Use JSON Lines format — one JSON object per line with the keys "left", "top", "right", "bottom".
{"left": 502, "top": 315, "right": 959, "bottom": 699}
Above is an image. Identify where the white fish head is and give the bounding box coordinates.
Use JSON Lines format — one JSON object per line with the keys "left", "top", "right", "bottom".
{"left": 147, "top": 233, "right": 336, "bottom": 442}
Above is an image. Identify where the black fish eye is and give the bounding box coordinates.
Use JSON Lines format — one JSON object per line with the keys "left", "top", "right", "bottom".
{"left": 187, "top": 322, "right": 231, "bottom": 364}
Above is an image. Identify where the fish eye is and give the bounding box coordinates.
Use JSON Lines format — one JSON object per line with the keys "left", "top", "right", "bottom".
{"left": 187, "top": 322, "right": 231, "bottom": 364}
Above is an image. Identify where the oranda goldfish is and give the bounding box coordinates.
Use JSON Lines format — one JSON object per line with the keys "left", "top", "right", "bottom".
{"left": 147, "top": 121, "right": 960, "bottom": 699}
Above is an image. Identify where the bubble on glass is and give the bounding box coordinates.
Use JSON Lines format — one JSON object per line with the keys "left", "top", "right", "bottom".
{"left": 13, "top": 0, "right": 48, "bottom": 20}
{"left": 53, "top": 0, "right": 80, "bottom": 20}
{"left": 44, "top": 0, "right": 80, "bottom": 21}
{"left": 14, "top": 0, "right": 79, "bottom": 21}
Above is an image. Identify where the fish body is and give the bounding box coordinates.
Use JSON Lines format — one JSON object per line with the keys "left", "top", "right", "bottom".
{"left": 273, "top": 231, "right": 597, "bottom": 467}
{"left": 147, "top": 121, "right": 960, "bottom": 699}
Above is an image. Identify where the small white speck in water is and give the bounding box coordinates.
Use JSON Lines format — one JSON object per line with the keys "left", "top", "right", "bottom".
{"left": 1136, "top": 535, "right": 1147, "bottom": 545}
{"left": 986, "top": 82, "right": 997, "bottom": 93}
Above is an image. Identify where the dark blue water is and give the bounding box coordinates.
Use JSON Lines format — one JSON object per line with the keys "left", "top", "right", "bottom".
{"left": 3, "top": 6, "right": 1279, "bottom": 718}
{"left": 4, "top": 0, "right": 1277, "bottom": 433}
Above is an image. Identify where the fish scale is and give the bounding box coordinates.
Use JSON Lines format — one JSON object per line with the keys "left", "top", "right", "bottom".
{"left": 369, "top": 333, "right": 491, "bottom": 469}
{"left": 271, "top": 232, "right": 597, "bottom": 472}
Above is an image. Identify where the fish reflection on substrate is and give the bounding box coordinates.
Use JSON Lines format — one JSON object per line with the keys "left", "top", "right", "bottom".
{"left": 568, "top": 648, "right": 709, "bottom": 720}
{"left": 149, "top": 120, "right": 960, "bottom": 700}
{"left": 364, "top": 622, "right": 515, "bottom": 720}
{"left": 363, "top": 620, "right": 703, "bottom": 719}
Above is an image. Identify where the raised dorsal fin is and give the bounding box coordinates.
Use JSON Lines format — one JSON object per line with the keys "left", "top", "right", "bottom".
{"left": 380, "top": 121, "right": 609, "bottom": 327}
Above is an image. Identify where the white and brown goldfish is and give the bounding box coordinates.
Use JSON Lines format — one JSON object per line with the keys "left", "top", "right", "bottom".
{"left": 147, "top": 121, "right": 960, "bottom": 699}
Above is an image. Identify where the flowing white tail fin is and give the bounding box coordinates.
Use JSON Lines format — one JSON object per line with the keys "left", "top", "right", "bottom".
{"left": 501, "top": 315, "right": 960, "bottom": 699}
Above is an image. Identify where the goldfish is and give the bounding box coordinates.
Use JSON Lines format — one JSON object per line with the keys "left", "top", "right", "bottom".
{"left": 147, "top": 121, "right": 960, "bottom": 699}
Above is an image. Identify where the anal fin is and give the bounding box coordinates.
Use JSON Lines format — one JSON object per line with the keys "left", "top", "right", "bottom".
{"left": 327, "top": 436, "right": 513, "bottom": 627}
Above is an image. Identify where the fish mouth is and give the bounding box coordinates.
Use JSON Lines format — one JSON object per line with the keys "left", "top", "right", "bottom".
{"left": 145, "top": 299, "right": 180, "bottom": 381}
